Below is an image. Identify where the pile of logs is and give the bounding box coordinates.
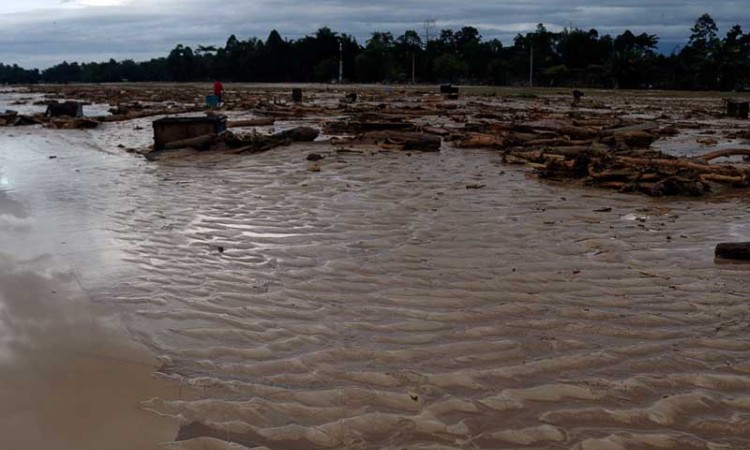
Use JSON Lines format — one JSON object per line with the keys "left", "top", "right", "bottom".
{"left": 334, "top": 130, "right": 441, "bottom": 152}
{"left": 145, "top": 126, "right": 320, "bottom": 161}
{"left": 0, "top": 110, "right": 41, "bottom": 126}
{"left": 0, "top": 109, "right": 98, "bottom": 129}
{"left": 454, "top": 118, "right": 750, "bottom": 196}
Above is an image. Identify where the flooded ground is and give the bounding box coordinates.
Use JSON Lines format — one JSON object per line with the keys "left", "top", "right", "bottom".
{"left": 1, "top": 86, "right": 750, "bottom": 449}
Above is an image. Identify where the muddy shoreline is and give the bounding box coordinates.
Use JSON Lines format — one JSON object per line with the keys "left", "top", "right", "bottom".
{"left": 1, "top": 85, "right": 749, "bottom": 449}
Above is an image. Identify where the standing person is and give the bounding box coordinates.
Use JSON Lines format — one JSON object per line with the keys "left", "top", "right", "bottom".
{"left": 213, "top": 79, "right": 224, "bottom": 104}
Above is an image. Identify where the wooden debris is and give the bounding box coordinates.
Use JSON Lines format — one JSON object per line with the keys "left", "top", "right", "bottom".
{"left": 227, "top": 118, "right": 276, "bottom": 127}
{"left": 694, "top": 148, "right": 750, "bottom": 162}
{"left": 455, "top": 133, "right": 505, "bottom": 149}
{"left": 350, "top": 131, "right": 442, "bottom": 152}
{"left": 716, "top": 242, "right": 750, "bottom": 260}
{"left": 164, "top": 133, "right": 216, "bottom": 150}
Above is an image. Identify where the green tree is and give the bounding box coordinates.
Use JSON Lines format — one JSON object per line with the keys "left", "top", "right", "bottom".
{"left": 433, "top": 54, "right": 467, "bottom": 82}
{"left": 682, "top": 14, "right": 721, "bottom": 89}
{"left": 610, "top": 30, "right": 658, "bottom": 88}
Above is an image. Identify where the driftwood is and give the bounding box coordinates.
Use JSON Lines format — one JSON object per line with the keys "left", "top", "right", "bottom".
{"left": 699, "top": 173, "right": 747, "bottom": 184}
{"left": 442, "top": 110, "right": 750, "bottom": 196}
{"left": 615, "top": 156, "right": 749, "bottom": 178}
{"left": 604, "top": 121, "right": 660, "bottom": 135}
{"left": 48, "top": 117, "right": 100, "bottom": 129}
{"left": 100, "top": 107, "right": 202, "bottom": 122}
{"left": 362, "top": 131, "right": 441, "bottom": 151}
{"left": 146, "top": 127, "right": 320, "bottom": 161}
{"left": 613, "top": 131, "right": 658, "bottom": 149}
{"left": 164, "top": 133, "right": 217, "bottom": 150}
{"left": 227, "top": 118, "right": 275, "bottom": 127}
{"left": 504, "top": 148, "right": 750, "bottom": 196}
{"left": 455, "top": 133, "right": 505, "bottom": 149}
{"left": 223, "top": 126, "right": 319, "bottom": 151}
{"left": 694, "top": 148, "right": 750, "bottom": 162}
{"left": 338, "top": 131, "right": 442, "bottom": 152}
{"left": 716, "top": 243, "right": 750, "bottom": 260}
{"left": 276, "top": 127, "right": 320, "bottom": 142}
{"left": 324, "top": 120, "right": 414, "bottom": 134}
{"left": 421, "top": 126, "right": 451, "bottom": 136}
{"left": 518, "top": 120, "right": 598, "bottom": 139}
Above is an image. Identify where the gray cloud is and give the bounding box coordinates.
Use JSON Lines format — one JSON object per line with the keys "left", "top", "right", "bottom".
{"left": 0, "top": 0, "right": 746, "bottom": 68}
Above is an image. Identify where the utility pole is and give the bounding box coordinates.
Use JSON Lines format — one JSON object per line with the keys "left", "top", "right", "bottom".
{"left": 411, "top": 52, "right": 416, "bottom": 84}
{"left": 529, "top": 42, "right": 534, "bottom": 87}
{"left": 338, "top": 41, "right": 343, "bottom": 84}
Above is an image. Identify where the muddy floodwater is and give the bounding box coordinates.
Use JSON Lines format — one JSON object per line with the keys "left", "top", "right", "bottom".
{"left": 1, "top": 86, "right": 750, "bottom": 449}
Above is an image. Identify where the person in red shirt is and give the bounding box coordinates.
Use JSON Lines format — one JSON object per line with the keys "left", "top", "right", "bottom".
{"left": 213, "top": 80, "right": 224, "bottom": 104}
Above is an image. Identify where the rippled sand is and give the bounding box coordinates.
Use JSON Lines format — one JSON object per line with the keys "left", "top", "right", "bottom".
{"left": 1, "top": 94, "right": 750, "bottom": 449}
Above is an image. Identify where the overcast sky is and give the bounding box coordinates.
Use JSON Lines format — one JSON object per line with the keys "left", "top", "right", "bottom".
{"left": 0, "top": 0, "right": 745, "bottom": 68}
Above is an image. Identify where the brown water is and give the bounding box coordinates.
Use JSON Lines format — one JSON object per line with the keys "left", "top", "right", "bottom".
{"left": 1, "top": 121, "right": 750, "bottom": 449}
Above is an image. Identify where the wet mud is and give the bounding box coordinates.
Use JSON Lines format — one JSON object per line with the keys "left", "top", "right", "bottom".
{"left": 1, "top": 86, "right": 749, "bottom": 449}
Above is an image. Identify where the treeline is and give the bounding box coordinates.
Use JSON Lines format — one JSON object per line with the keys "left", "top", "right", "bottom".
{"left": 2, "top": 13, "right": 749, "bottom": 90}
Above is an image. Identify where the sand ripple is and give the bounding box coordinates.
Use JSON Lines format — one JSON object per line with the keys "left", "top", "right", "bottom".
{"left": 3, "top": 126, "right": 750, "bottom": 449}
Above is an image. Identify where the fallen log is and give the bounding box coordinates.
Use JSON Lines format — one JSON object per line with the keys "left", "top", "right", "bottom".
{"left": 537, "top": 145, "right": 608, "bottom": 158}
{"left": 455, "top": 133, "right": 505, "bottom": 149}
{"left": 346, "top": 131, "right": 442, "bottom": 152}
{"left": 164, "top": 133, "right": 216, "bottom": 150}
{"left": 100, "top": 107, "right": 202, "bottom": 122}
{"left": 598, "top": 181, "right": 627, "bottom": 190}
{"left": 644, "top": 176, "right": 710, "bottom": 196}
{"left": 694, "top": 148, "right": 750, "bottom": 162}
{"left": 276, "top": 126, "right": 319, "bottom": 142}
{"left": 421, "top": 126, "right": 451, "bottom": 136}
{"left": 370, "top": 131, "right": 441, "bottom": 151}
{"left": 48, "top": 117, "right": 99, "bottom": 129}
{"left": 614, "top": 130, "right": 658, "bottom": 149}
{"left": 14, "top": 115, "right": 43, "bottom": 126}
{"left": 716, "top": 242, "right": 750, "bottom": 260}
{"left": 228, "top": 118, "right": 275, "bottom": 127}
{"left": 615, "top": 156, "right": 748, "bottom": 179}
{"left": 359, "top": 122, "right": 414, "bottom": 132}
{"left": 589, "top": 168, "right": 640, "bottom": 181}
{"left": 699, "top": 173, "right": 747, "bottom": 184}
{"left": 518, "top": 120, "right": 598, "bottom": 139}
{"left": 525, "top": 137, "right": 574, "bottom": 147}
{"left": 224, "top": 127, "right": 320, "bottom": 150}
{"left": 604, "top": 121, "right": 660, "bottom": 135}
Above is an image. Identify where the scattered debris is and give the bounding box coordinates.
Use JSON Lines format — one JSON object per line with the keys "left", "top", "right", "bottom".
{"left": 227, "top": 118, "right": 275, "bottom": 127}
{"left": 152, "top": 115, "right": 227, "bottom": 150}
{"left": 164, "top": 133, "right": 217, "bottom": 150}
{"left": 725, "top": 100, "right": 749, "bottom": 119}
{"left": 337, "top": 131, "right": 441, "bottom": 152}
{"left": 11, "top": 84, "right": 750, "bottom": 198}
{"left": 715, "top": 242, "right": 750, "bottom": 260}
{"left": 440, "top": 84, "right": 459, "bottom": 95}
{"left": 292, "top": 88, "right": 303, "bottom": 103}
{"left": 572, "top": 90, "right": 584, "bottom": 106}
{"left": 145, "top": 124, "right": 320, "bottom": 161}
{"left": 48, "top": 117, "right": 100, "bottom": 129}
{"left": 46, "top": 101, "right": 83, "bottom": 118}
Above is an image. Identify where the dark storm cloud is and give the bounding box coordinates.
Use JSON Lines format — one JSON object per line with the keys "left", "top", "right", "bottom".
{"left": 0, "top": 0, "right": 746, "bottom": 68}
